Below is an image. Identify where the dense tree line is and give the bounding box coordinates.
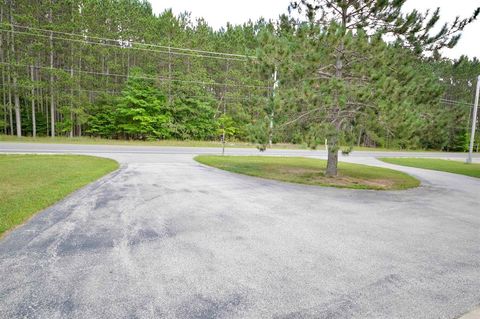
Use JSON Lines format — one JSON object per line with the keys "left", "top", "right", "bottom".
{"left": 0, "top": 0, "right": 479, "bottom": 160}
{"left": 0, "top": 0, "right": 271, "bottom": 141}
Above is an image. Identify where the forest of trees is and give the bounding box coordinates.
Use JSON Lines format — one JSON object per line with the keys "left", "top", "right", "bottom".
{"left": 1, "top": 0, "right": 479, "bottom": 156}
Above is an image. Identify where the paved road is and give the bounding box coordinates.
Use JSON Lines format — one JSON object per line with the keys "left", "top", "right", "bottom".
{"left": 1, "top": 142, "right": 479, "bottom": 159}
{"left": 0, "top": 143, "right": 479, "bottom": 319}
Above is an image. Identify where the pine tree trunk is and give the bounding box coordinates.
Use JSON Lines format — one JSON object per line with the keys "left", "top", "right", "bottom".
{"left": 13, "top": 80, "right": 20, "bottom": 136}
{"left": 69, "top": 6, "right": 74, "bottom": 138}
{"left": 69, "top": 65, "right": 73, "bottom": 138}
{"left": 30, "top": 65, "right": 36, "bottom": 137}
{"left": 9, "top": 2, "right": 21, "bottom": 136}
{"left": 325, "top": 8, "right": 347, "bottom": 177}
{"left": 69, "top": 47, "right": 74, "bottom": 137}
{"left": 1, "top": 69, "right": 6, "bottom": 135}
{"left": 325, "top": 8, "right": 349, "bottom": 177}
{"left": 357, "top": 128, "right": 363, "bottom": 147}
{"left": 0, "top": 3, "right": 5, "bottom": 135}
{"left": 8, "top": 88, "right": 13, "bottom": 135}
{"left": 5, "top": 14, "right": 13, "bottom": 136}
{"left": 325, "top": 47, "right": 343, "bottom": 176}
{"left": 45, "top": 91, "right": 49, "bottom": 135}
{"left": 49, "top": 5, "right": 55, "bottom": 137}
{"left": 77, "top": 54, "right": 82, "bottom": 136}
{"left": 325, "top": 136, "right": 338, "bottom": 177}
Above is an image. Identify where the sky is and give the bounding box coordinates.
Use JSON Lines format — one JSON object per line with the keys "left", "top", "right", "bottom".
{"left": 149, "top": 0, "right": 480, "bottom": 59}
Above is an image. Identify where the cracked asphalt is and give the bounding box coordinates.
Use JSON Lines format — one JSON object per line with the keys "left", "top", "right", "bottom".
{"left": 0, "top": 143, "right": 479, "bottom": 319}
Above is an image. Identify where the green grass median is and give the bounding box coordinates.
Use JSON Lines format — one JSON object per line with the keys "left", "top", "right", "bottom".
{"left": 0, "top": 154, "right": 119, "bottom": 236}
{"left": 379, "top": 158, "right": 480, "bottom": 178}
{"left": 195, "top": 155, "right": 419, "bottom": 190}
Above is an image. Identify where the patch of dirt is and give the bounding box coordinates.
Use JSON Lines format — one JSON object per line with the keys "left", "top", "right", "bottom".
{"left": 314, "top": 175, "right": 394, "bottom": 189}
{"left": 274, "top": 167, "right": 396, "bottom": 189}
{"left": 281, "top": 167, "right": 319, "bottom": 175}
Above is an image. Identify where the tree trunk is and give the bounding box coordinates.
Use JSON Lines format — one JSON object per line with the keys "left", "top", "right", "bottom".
{"left": 69, "top": 7, "right": 74, "bottom": 138}
{"left": 325, "top": 10, "right": 346, "bottom": 177}
{"left": 49, "top": 5, "right": 55, "bottom": 137}
{"left": 325, "top": 49, "right": 343, "bottom": 177}
{"left": 5, "top": 9, "right": 12, "bottom": 136}
{"left": 77, "top": 54, "right": 82, "bottom": 136}
{"left": 45, "top": 91, "right": 49, "bottom": 135}
{"left": 30, "top": 65, "right": 36, "bottom": 137}
{"left": 1, "top": 69, "right": 6, "bottom": 135}
{"left": 69, "top": 48, "right": 74, "bottom": 137}
{"left": 9, "top": 1, "right": 21, "bottom": 136}
{"left": 325, "top": 138, "right": 338, "bottom": 177}
{"left": 69, "top": 66, "right": 73, "bottom": 138}
{"left": 357, "top": 127, "right": 363, "bottom": 147}
{"left": 8, "top": 88, "right": 13, "bottom": 135}
{"left": 0, "top": 3, "right": 5, "bottom": 135}
{"left": 13, "top": 79, "right": 20, "bottom": 137}
{"left": 325, "top": 8, "right": 349, "bottom": 177}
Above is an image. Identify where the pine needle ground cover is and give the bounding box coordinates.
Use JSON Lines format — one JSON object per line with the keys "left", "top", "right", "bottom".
{"left": 195, "top": 156, "right": 419, "bottom": 190}
{"left": 380, "top": 158, "right": 480, "bottom": 178}
{"left": 0, "top": 154, "right": 119, "bottom": 236}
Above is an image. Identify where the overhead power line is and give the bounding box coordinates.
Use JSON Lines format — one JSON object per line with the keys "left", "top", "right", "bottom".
{"left": 0, "top": 62, "right": 271, "bottom": 90}
{"left": 3, "top": 23, "right": 254, "bottom": 59}
{"left": 439, "top": 98, "right": 474, "bottom": 107}
{"left": 0, "top": 25, "right": 255, "bottom": 62}
{"left": 0, "top": 28, "right": 247, "bottom": 62}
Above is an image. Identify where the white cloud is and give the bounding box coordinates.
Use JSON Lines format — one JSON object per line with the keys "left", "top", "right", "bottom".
{"left": 149, "top": 0, "right": 480, "bottom": 59}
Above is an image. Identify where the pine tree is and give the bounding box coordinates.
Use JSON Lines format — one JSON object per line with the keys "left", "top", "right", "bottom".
{"left": 259, "top": 0, "right": 479, "bottom": 176}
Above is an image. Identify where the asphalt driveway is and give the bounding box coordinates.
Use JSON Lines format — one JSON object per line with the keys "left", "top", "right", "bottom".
{"left": 0, "top": 144, "right": 479, "bottom": 318}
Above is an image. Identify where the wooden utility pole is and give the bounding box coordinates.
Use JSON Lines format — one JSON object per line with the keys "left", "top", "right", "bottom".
{"left": 467, "top": 75, "right": 480, "bottom": 163}
{"left": 221, "top": 62, "right": 230, "bottom": 156}
{"left": 269, "top": 67, "right": 278, "bottom": 147}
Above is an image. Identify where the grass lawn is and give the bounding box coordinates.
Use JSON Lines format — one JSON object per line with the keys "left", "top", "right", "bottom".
{"left": 379, "top": 158, "right": 480, "bottom": 178}
{"left": 0, "top": 135, "right": 302, "bottom": 149}
{"left": 0, "top": 135, "right": 426, "bottom": 152}
{"left": 195, "top": 155, "right": 420, "bottom": 190}
{"left": 0, "top": 154, "right": 119, "bottom": 236}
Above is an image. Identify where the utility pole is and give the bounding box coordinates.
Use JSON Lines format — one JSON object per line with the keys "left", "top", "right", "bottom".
{"left": 221, "top": 94, "right": 226, "bottom": 156}
{"left": 221, "top": 61, "right": 230, "bottom": 156}
{"left": 269, "top": 67, "right": 278, "bottom": 147}
{"left": 467, "top": 75, "right": 480, "bottom": 164}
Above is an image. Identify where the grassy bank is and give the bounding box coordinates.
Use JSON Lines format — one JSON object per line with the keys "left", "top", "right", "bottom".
{"left": 195, "top": 155, "right": 420, "bottom": 190}
{"left": 0, "top": 135, "right": 431, "bottom": 152}
{"left": 0, "top": 135, "right": 303, "bottom": 149}
{"left": 380, "top": 158, "right": 480, "bottom": 178}
{"left": 0, "top": 154, "right": 119, "bottom": 236}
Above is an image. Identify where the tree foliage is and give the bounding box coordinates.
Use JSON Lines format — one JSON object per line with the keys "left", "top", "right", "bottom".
{"left": 0, "top": 0, "right": 478, "bottom": 162}
{"left": 256, "top": 0, "right": 479, "bottom": 175}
